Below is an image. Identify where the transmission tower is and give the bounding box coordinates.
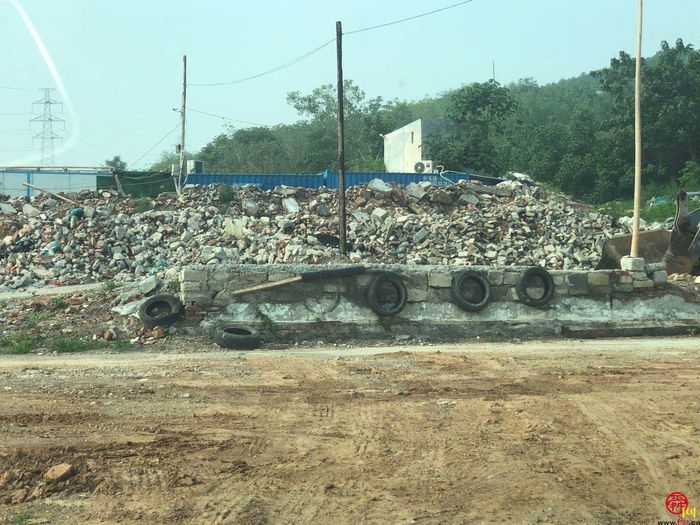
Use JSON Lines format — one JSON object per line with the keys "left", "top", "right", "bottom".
{"left": 31, "top": 88, "right": 64, "bottom": 166}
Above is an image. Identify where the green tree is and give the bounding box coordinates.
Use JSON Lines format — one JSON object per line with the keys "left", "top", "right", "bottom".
{"left": 105, "top": 155, "right": 127, "bottom": 171}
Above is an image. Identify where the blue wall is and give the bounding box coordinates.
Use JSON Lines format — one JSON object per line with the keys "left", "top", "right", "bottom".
{"left": 186, "top": 170, "right": 486, "bottom": 190}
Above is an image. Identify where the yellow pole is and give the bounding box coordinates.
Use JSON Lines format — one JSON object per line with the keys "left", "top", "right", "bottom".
{"left": 630, "top": 0, "right": 643, "bottom": 257}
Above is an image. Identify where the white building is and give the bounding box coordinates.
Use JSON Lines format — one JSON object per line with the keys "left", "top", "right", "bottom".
{"left": 383, "top": 119, "right": 434, "bottom": 174}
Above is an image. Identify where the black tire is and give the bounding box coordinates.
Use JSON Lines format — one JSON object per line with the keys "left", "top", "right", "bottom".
{"left": 451, "top": 271, "right": 491, "bottom": 312}
{"left": 515, "top": 267, "right": 555, "bottom": 307}
{"left": 138, "top": 295, "right": 185, "bottom": 329}
{"left": 366, "top": 272, "right": 407, "bottom": 317}
{"left": 213, "top": 324, "right": 261, "bottom": 350}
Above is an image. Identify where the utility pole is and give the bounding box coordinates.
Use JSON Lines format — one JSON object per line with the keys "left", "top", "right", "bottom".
{"left": 31, "top": 88, "right": 64, "bottom": 167}
{"left": 177, "top": 55, "right": 187, "bottom": 195}
{"left": 336, "top": 21, "right": 347, "bottom": 256}
{"left": 492, "top": 60, "right": 496, "bottom": 82}
{"left": 630, "top": 0, "right": 643, "bottom": 257}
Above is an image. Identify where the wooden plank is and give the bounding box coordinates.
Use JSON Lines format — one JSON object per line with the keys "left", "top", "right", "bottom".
{"left": 231, "top": 276, "right": 302, "bottom": 297}
{"left": 22, "top": 182, "right": 79, "bottom": 206}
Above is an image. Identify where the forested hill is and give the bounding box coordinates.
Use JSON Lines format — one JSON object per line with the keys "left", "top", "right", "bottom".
{"left": 150, "top": 39, "right": 700, "bottom": 204}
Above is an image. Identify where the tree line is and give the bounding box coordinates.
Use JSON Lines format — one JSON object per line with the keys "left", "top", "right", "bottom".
{"left": 144, "top": 39, "right": 699, "bottom": 204}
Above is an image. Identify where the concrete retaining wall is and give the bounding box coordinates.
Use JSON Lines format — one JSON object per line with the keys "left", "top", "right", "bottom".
{"left": 179, "top": 263, "right": 698, "bottom": 341}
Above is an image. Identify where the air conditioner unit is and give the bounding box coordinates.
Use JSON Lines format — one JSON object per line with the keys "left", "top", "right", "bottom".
{"left": 414, "top": 160, "right": 434, "bottom": 174}
{"left": 187, "top": 160, "right": 204, "bottom": 174}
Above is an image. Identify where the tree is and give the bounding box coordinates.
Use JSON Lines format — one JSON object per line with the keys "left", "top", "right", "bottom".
{"left": 105, "top": 155, "right": 127, "bottom": 171}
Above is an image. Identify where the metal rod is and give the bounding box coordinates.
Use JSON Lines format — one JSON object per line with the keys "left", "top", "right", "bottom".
{"left": 336, "top": 21, "right": 347, "bottom": 256}
{"left": 178, "top": 55, "right": 187, "bottom": 196}
{"left": 631, "top": 0, "right": 643, "bottom": 257}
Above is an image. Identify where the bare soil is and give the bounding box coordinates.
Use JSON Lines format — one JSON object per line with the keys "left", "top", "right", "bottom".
{"left": 1, "top": 337, "right": 699, "bottom": 524}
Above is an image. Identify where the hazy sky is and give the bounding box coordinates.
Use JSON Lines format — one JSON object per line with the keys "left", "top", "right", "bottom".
{"left": 0, "top": 0, "right": 698, "bottom": 170}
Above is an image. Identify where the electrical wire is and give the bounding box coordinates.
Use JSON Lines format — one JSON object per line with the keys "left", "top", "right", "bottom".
{"left": 0, "top": 86, "right": 35, "bottom": 92}
{"left": 188, "top": 38, "right": 335, "bottom": 87}
{"left": 125, "top": 123, "right": 180, "bottom": 170}
{"left": 188, "top": 108, "right": 265, "bottom": 126}
{"left": 344, "top": 0, "right": 475, "bottom": 34}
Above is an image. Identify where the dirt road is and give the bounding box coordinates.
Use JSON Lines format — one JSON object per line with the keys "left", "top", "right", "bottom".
{"left": 1, "top": 337, "right": 699, "bottom": 524}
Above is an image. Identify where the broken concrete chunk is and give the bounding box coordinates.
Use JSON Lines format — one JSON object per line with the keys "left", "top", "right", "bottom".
{"left": 44, "top": 463, "right": 74, "bottom": 482}
{"left": 459, "top": 194, "right": 480, "bottom": 205}
{"left": 22, "top": 203, "right": 41, "bottom": 217}
{"left": 405, "top": 182, "right": 427, "bottom": 200}
{"left": 371, "top": 208, "right": 389, "bottom": 223}
{"left": 0, "top": 203, "right": 17, "bottom": 214}
{"left": 367, "top": 178, "right": 392, "bottom": 194}
{"left": 282, "top": 197, "right": 300, "bottom": 214}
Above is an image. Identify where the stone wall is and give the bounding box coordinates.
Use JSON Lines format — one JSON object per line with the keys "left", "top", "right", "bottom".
{"left": 178, "top": 263, "right": 695, "bottom": 341}
{"left": 180, "top": 263, "right": 668, "bottom": 308}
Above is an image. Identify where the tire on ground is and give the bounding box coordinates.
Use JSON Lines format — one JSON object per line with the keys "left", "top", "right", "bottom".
{"left": 213, "top": 324, "right": 261, "bottom": 350}
{"left": 451, "top": 271, "right": 492, "bottom": 312}
{"left": 138, "top": 295, "right": 185, "bottom": 329}
{"left": 366, "top": 272, "right": 408, "bottom": 317}
{"left": 515, "top": 267, "right": 555, "bottom": 307}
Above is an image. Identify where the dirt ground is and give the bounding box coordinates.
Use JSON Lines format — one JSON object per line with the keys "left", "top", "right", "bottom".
{"left": 1, "top": 337, "right": 699, "bottom": 525}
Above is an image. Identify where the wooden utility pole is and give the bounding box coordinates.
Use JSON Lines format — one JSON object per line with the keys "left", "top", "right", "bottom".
{"left": 631, "top": 0, "right": 643, "bottom": 257}
{"left": 178, "top": 54, "right": 187, "bottom": 196}
{"left": 492, "top": 60, "right": 496, "bottom": 82}
{"left": 336, "top": 21, "right": 347, "bottom": 255}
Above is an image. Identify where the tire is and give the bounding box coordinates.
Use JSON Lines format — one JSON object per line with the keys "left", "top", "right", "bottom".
{"left": 138, "top": 295, "right": 185, "bottom": 329}
{"left": 366, "top": 272, "right": 407, "bottom": 317}
{"left": 515, "top": 267, "right": 555, "bottom": 307}
{"left": 213, "top": 324, "right": 261, "bottom": 350}
{"left": 451, "top": 271, "right": 491, "bottom": 312}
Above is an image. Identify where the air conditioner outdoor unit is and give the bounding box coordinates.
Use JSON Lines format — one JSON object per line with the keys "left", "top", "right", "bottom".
{"left": 414, "top": 160, "right": 433, "bottom": 174}
{"left": 187, "top": 160, "right": 204, "bottom": 174}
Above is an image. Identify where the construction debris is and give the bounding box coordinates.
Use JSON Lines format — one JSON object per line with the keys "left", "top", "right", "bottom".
{"left": 0, "top": 178, "right": 648, "bottom": 290}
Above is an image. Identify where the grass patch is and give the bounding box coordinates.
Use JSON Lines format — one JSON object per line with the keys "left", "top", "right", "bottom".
{"left": 133, "top": 197, "right": 153, "bottom": 213}
{"left": 10, "top": 511, "right": 32, "bottom": 525}
{"left": 598, "top": 199, "right": 676, "bottom": 223}
{"left": 24, "top": 310, "right": 51, "bottom": 328}
{"left": 47, "top": 337, "right": 100, "bottom": 353}
{"left": 0, "top": 336, "right": 39, "bottom": 355}
{"left": 51, "top": 296, "right": 68, "bottom": 309}
{"left": 102, "top": 281, "right": 118, "bottom": 292}
{"left": 218, "top": 185, "right": 237, "bottom": 204}
{"left": 112, "top": 340, "right": 137, "bottom": 352}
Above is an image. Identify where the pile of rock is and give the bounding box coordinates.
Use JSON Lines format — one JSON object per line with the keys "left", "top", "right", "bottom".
{"left": 0, "top": 178, "right": 635, "bottom": 290}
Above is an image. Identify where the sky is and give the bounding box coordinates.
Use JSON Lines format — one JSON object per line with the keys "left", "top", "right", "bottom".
{"left": 0, "top": 0, "right": 698, "bottom": 170}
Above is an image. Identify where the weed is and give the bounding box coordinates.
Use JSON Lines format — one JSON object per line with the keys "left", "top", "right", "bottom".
{"left": 218, "top": 185, "right": 237, "bottom": 204}
{"left": 112, "top": 340, "right": 137, "bottom": 352}
{"left": 47, "top": 337, "right": 99, "bottom": 353}
{"left": 24, "top": 310, "right": 50, "bottom": 328}
{"left": 50, "top": 296, "right": 68, "bottom": 309}
{"left": 254, "top": 307, "right": 278, "bottom": 335}
{"left": 133, "top": 197, "right": 153, "bottom": 213}
{"left": 102, "top": 281, "right": 118, "bottom": 292}
{"left": 10, "top": 511, "right": 32, "bottom": 525}
{"left": 0, "top": 336, "right": 37, "bottom": 355}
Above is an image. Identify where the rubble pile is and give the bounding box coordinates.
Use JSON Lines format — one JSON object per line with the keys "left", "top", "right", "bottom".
{"left": 0, "top": 177, "right": 637, "bottom": 290}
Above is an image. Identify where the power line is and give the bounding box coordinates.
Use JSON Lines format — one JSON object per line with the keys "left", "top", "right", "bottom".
{"left": 188, "top": 38, "right": 335, "bottom": 87}
{"left": 0, "top": 86, "right": 35, "bottom": 92}
{"left": 188, "top": 108, "right": 265, "bottom": 126}
{"left": 344, "top": 0, "right": 475, "bottom": 35}
{"left": 126, "top": 123, "right": 180, "bottom": 170}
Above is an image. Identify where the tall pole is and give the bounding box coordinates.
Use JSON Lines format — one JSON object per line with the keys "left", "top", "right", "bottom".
{"left": 336, "top": 21, "right": 347, "bottom": 256}
{"left": 630, "top": 0, "right": 643, "bottom": 257}
{"left": 178, "top": 54, "right": 187, "bottom": 195}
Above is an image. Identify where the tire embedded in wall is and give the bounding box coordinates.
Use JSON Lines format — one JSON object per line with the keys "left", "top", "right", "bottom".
{"left": 515, "top": 267, "right": 555, "bottom": 307}
{"left": 450, "top": 271, "right": 492, "bottom": 312}
{"left": 366, "top": 272, "right": 408, "bottom": 317}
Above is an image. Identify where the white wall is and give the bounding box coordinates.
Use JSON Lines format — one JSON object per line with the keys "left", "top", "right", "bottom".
{"left": 0, "top": 171, "right": 100, "bottom": 198}
{"left": 383, "top": 119, "right": 423, "bottom": 173}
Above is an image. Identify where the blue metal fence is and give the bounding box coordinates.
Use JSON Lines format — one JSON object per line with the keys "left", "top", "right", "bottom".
{"left": 187, "top": 170, "right": 478, "bottom": 190}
